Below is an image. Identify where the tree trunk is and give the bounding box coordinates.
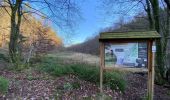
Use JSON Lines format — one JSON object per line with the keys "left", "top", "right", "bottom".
{"left": 9, "top": 8, "right": 18, "bottom": 62}
{"left": 8, "top": 0, "right": 22, "bottom": 63}
{"left": 164, "top": 0, "right": 170, "bottom": 36}
{"left": 164, "top": 0, "right": 170, "bottom": 9}
{"left": 149, "top": 0, "right": 165, "bottom": 83}
{"left": 146, "top": 0, "right": 154, "bottom": 30}
{"left": 164, "top": 0, "right": 170, "bottom": 81}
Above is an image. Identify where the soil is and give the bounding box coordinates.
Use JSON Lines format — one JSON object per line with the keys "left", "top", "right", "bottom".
{"left": 0, "top": 69, "right": 122, "bottom": 99}
{"left": 124, "top": 73, "right": 170, "bottom": 100}
{"left": 0, "top": 68, "right": 170, "bottom": 100}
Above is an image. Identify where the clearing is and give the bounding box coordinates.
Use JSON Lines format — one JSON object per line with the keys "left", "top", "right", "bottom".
{"left": 0, "top": 51, "right": 170, "bottom": 99}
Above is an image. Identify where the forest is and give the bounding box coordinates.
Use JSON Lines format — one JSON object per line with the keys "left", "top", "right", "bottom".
{"left": 0, "top": 0, "right": 170, "bottom": 99}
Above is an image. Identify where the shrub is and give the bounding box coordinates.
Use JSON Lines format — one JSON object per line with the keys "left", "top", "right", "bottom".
{"left": 39, "top": 62, "right": 73, "bottom": 77}
{"left": 51, "top": 65, "right": 73, "bottom": 76}
{"left": 38, "top": 57, "right": 126, "bottom": 92}
{"left": 71, "top": 64, "right": 126, "bottom": 92}
{"left": 70, "top": 64, "right": 100, "bottom": 83}
{"left": 8, "top": 61, "right": 29, "bottom": 71}
{"left": 104, "top": 72, "right": 126, "bottom": 92}
{"left": 0, "top": 76, "right": 9, "bottom": 94}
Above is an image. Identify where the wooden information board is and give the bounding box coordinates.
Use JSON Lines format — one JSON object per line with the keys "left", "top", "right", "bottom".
{"left": 99, "top": 31, "right": 161, "bottom": 100}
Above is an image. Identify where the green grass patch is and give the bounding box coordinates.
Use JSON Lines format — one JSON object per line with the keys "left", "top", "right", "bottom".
{"left": 0, "top": 76, "right": 9, "bottom": 94}
{"left": 104, "top": 72, "right": 126, "bottom": 92}
{"left": 39, "top": 63, "right": 73, "bottom": 77}
{"left": 70, "top": 64, "right": 100, "bottom": 83}
{"left": 36, "top": 56, "right": 126, "bottom": 92}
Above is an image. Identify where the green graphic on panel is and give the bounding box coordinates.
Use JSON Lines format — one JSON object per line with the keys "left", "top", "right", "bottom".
{"left": 105, "top": 42, "right": 147, "bottom": 68}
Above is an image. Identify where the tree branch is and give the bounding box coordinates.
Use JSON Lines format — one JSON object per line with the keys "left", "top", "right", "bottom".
{"left": 164, "top": 0, "right": 170, "bottom": 9}
{"left": 0, "top": 5, "right": 11, "bottom": 16}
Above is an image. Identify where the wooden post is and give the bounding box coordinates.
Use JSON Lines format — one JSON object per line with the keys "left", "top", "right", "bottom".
{"left": 151, "top": 41, "right": 156, "bottom": 99}
{"left": 147, "top": 40, "right": 155, "bottom": 100}
{"left": 100, "top": 42, "right": 104, "bottom": 93}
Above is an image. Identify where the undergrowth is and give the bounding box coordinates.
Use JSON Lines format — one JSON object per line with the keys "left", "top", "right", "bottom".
{"left": 0, "top": 53, "right": 9, "bottom": 62}
{"left": 0, "top": 76, "right": 9, "bottom": 94}
{"left": 36, "top": 56, "right": 127, "bottom": 92}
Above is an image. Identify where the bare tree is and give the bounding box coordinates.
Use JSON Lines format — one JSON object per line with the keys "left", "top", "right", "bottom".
{"left": 101, "top": 0, "right": 170, "bottom": 82}
{"left": 0, "top": 0, "right": 81, "bottom": 63}
{"left": 145, "top": 0, "right": 154, "bottom": 29}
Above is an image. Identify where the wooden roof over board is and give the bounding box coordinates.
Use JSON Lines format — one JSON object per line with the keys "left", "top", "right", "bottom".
{"left": 99, "top": 31, "right": 161, "bottom": 41}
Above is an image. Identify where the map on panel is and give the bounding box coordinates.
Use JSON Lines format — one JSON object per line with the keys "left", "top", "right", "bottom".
{"left": 105, "top": 42, "right": 147, "bottom": 68}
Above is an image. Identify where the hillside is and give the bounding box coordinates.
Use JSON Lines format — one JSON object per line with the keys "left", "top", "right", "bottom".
{"left": 67, "top": 15, "right": 150, "bottom": 55}
{"left": 0, "top": 8, "right": 62, "bottom": 52}
{"left": 67, "top": 36, "right": 99, "bottom": 55}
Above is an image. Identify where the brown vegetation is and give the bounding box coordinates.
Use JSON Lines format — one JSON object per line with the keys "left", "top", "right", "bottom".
{"left": 0, "top": 8, "right": 62, "bottom": 54}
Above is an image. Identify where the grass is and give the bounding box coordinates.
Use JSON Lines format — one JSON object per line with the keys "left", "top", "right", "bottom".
{"left": 0, "top": 76, "right": 9, "bottom": 94}
{"left": 104, "top": 72, "right": 126, "bottom": 92}
{"left": 35, "top": 56, "right": 126, "bottom": 92}
{"left": 70, "top": 64, "right": 100, "bottom": 83}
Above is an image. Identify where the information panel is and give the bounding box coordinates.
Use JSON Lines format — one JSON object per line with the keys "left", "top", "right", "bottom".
{"left": 105, "top": 42, "right": 147, "bottom": 68}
